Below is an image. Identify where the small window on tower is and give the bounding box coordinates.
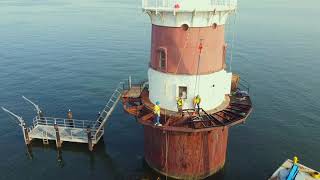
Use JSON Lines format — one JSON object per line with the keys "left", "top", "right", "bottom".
{"left": 158, "top": 48, "right": 167, "bottom": 71}
{"left": 178, "top": 86, "right": 187, "bottom": 99}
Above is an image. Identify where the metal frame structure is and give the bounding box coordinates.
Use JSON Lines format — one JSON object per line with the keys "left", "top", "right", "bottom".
{"left": 2, "top": 82, "right": 124, "bottom": 151}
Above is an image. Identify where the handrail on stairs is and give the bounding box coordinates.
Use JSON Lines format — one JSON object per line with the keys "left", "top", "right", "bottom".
{"left": 93, "top": 82, "right": 124, "bottom": 139}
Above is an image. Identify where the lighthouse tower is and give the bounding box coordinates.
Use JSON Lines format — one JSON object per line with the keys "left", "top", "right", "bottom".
{"left": 146, "top": 0, "right": 235, "bottom": 112}
{"left": 122, "top": 0, "right": 252, "bottom": 179}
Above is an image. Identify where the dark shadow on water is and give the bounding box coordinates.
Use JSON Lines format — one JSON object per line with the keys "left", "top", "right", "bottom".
{"left": 129, "top": 160, "right": 227, "bottom": 180}
{"left": 204, "top": 167, "right": 226, "bottom": 180}
{"left": 25, "top": 139, "right": 124, "bottom": 179}
{"left": 24, "top": 139, "right": 228, "bottom": 180}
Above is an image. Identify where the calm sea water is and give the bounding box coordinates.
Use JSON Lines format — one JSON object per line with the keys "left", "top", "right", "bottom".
{"left": 0, "top": 0, "right": 319, "bottom": 179}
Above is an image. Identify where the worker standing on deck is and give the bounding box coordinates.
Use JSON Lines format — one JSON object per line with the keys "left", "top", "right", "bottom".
{"left": 39, "top": 110, "right": 44, "bottom": 120}
{"left": 67, "top": 109, "right": 74, "bottom": 127}
{"left": 176, "top": 97, "right": 184, "bottom": 116}
{"left": 154, "top": 101, "right": 161, "bottom": 126}
{"left": 193, "top": 95, "right": 201, "bottom": 114}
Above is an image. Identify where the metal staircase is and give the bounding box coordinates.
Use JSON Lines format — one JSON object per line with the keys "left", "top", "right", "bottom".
{"left": 92, "top": 84, "right": 124, "bottom": 139}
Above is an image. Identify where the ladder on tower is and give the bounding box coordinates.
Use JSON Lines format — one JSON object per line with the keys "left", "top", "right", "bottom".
{"left": 92, "top": 83, "right": 124, "bottom": 138}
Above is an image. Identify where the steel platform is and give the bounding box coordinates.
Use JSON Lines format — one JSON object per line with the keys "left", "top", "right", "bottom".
{"left": 2, "top": 83, "right": 123, "bottom": 151}
{"left": 28, "top": 119, "right": 101, "bottom": 144}
{"left": 29, "top": 125, "right": 94, "bottom": 143}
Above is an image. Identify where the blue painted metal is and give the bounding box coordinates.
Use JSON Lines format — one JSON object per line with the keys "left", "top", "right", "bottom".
{"left": 286, "top": 165, "right": 299, "bottom": 180}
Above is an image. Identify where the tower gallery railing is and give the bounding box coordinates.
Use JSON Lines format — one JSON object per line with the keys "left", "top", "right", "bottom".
{"left": 142, "top": 0, "right": 237, "bottom": 9}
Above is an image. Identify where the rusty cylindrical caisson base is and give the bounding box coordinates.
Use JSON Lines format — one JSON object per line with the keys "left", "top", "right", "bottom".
{"left": 122, "top": 83, "right": 252, "bottom": 179}
{"left": 144, "top": 125, "right": 229, "bottom": 179}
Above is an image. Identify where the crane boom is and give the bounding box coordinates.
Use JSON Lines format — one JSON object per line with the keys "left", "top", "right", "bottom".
{"left": 1, "top": 107, "right": 24, "bottom": 125}
{"left": 22, "top": 96, "right": 42, "bottom": 116}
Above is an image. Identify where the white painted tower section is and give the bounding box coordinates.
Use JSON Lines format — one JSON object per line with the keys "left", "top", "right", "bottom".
{"left": 148, "top": 68, "right": 232, "bottom": 111}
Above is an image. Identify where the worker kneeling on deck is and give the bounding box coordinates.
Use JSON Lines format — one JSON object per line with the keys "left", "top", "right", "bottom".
{"left": 193, "top": 95, "right": 201, "bottom": 114}
{"left": 176, "top": 97, "right": 184, "bottom": 116}
{"left": 153, "top": 101, "right": 162, "bottom": 126}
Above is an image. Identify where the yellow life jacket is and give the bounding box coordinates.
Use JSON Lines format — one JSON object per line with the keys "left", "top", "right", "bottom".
{"left": 154, "top": 105, "right": 160, "bottom": 116}
{"left": 177, "top": 98, "right": 183, "bottom": 107}
{"left": 193, "top": 96, "right": 201, "bottom": 105}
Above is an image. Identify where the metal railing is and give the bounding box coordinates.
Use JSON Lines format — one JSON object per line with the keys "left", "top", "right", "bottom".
{"left": 31, "top": 116, "right": 104, "bottom": 141}
{"left": 142, "top": 0, "right": 237, "bottom": 9}
{"left": 238, "top": 78, "right": 250, "bottom": 94}
{"left": 32, "top": 117, "right": 95, "bottom": 129}
{"left": 122, "top": 78, "right": 149, "bottom": 91}
{"left": 92, "top": 82, "right": 124, "bottom": 140}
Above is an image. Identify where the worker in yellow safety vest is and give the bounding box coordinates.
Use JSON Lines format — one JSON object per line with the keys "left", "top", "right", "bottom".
{"left": 153, "top": 101, "right": 161, "bottom": 126}
{"left": 176, "top": 97, "right": 184, "bottom": 116}
{"left": 193, "top": 95, "right": 201, "bottom": 114}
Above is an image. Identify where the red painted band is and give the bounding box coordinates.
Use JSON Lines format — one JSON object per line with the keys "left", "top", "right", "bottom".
{"left": 150, "top": 25, "right": 227, "bottom": 75}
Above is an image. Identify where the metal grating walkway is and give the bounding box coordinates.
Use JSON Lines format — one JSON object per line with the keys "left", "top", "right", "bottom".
{"left": 29, "top": 125, "right": 92, "bottom": 144}
{"left": 28, "top": 117, "right": 99, "bottom": 144}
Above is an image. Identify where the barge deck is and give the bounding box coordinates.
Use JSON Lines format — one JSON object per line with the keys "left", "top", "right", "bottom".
{"left": 269, "top": 159, "right": 320, "bottom": 180}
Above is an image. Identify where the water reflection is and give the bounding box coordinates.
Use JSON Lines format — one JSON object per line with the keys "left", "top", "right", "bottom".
{"left": 26, "top": 144, "right": 34, "bottom": 160}
{"left": 57, "top": 149, "right": 64, "bottom": 168}
{"left": 25, "top": 140, "right": 131, "bottom": 179}
{"left": 25, "top": 139, "right": 232, "bottom": 180}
